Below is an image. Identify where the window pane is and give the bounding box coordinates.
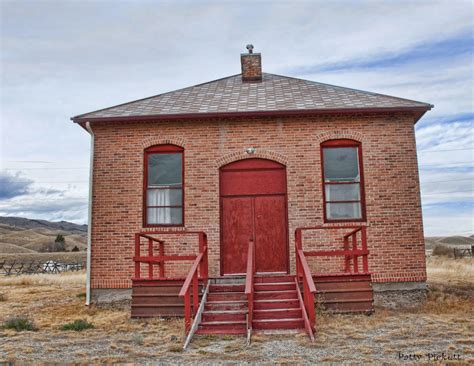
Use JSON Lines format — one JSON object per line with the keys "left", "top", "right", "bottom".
{"left": 325, "top": 183, "right": 360, "bottom": 201}
{"left": 148, "top": 153, "right": 182, "bottom": 186}
{"left": 147, "top": 189, "right": 182, "bottom": 206}
{"left": 326, "top": 202, "right": 361, "bottom": 220}
{"left": 147, "top": 208, "right": 183, "bottom": 225}
{"left": 323, "top": 147, "right": 359, "bottom": 181}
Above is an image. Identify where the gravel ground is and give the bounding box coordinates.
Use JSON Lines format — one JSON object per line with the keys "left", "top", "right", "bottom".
{"left": 1, "top": 259, "right": 473, "bottom": 365}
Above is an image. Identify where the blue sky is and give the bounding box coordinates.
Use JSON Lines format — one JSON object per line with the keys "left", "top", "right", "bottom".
{"left": 0, "top": 0, "right": 473, "bottom": 236}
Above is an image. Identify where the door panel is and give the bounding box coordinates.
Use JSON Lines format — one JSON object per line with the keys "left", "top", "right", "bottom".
{"left": 220, "top": 169, "right": 287, "bottom": 196}
{"left": 221, "top": 197, "right": 253, "bottom": 275}
{"left": 254, "top": 196, "right": 288, "bottom": 272}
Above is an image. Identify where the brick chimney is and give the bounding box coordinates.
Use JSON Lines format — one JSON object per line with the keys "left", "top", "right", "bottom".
{"left": 241, "top": 44, "right": 262, "bottom": 82}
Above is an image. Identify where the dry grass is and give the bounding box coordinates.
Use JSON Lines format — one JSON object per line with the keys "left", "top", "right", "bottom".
{"left": 0, "top": 271, "right": 86, "bottom": 287}
{"left": 0, "top": 257, "right": 472, "bottom": 364}
{"left": 427, "top": 256, "right": 474, "bottom": 284}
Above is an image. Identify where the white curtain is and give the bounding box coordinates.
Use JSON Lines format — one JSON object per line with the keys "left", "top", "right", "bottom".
{"left": 148, "top": 189, "right": 172, "bottom": 224}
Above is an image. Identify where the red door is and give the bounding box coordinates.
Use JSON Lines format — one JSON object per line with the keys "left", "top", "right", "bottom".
{"left": 220, "top": 159, "right": 288, "bottom": 275}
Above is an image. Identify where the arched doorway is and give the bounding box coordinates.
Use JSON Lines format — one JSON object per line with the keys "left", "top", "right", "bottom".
{"left": 219, "top": 158, "right": 289, "bottom": 275}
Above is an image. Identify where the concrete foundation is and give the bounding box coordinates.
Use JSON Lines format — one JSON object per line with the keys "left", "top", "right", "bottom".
{"left": 373, "top": 281, "right": 427, "bottom": 309}
{"left": 91, "top": 288, "right": 132, "bottom": 308}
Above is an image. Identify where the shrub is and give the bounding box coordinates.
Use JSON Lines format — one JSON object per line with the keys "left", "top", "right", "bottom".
{"left": 432, "top": 244, "right": 454, "bottom": 257}
{"left": 2, "top": 316, "right": 38, "bottom": 331}
{"left": 60, "top": 319, "right": 94, "bottom": 331}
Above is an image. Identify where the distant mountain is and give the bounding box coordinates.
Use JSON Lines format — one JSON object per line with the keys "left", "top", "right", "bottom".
{"left": 0, "top": 216, "right": 87, "bottom": 233}
{"left": 0, "top": 216, "right": 87, "bottom": 254}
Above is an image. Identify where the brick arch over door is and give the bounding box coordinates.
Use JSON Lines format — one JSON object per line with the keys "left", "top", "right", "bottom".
{"left": 216, "top": 150, "right": 288, "bottom": 169}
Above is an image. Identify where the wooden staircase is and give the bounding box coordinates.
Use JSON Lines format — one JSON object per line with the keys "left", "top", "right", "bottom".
{"left": 196, "top": 275, "right": 306, "bottom": 335}
{"left": 253, "top": 275, "right": 304, "bottom": 330}
{"left": 198, "top": 279, "right": 247, "bottom": 334}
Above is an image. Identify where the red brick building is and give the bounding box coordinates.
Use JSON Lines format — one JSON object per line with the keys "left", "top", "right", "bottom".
{"left": 73, "top": 47, "right": 432, "bottom": 336}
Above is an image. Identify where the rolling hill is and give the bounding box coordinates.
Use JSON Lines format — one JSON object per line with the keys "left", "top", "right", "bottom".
{"left": 0, "top": 216, "right": 87, "bottom": 254}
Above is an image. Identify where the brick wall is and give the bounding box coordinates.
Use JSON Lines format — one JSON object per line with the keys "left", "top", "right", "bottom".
{"left": 89, "top": 112, "right": 427, "bottom": 289}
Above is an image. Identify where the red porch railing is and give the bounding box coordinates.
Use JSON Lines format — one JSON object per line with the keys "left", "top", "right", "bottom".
{"left": 245, "top": 239, "right": 255, "bottom": 341}
{"left": 133, "top": 231, "right": 208, "bottom": 280}
{"left": 132, "top": 231, "right": 208, "bottom": 334}
{"left": 295, "top": 225, "right": 369, "bottom": 333}
{"left": 296, "top": 225, "right": 369, "bottom": 275}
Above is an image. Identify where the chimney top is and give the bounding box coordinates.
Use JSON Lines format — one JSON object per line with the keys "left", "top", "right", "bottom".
{"left": 241, "top": 44, "right": 262, "bottom": 82}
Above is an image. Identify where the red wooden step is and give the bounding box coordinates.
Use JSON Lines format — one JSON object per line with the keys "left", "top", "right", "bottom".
{"left": 255, "top": 290, "right": 298, "bottom": 300}
{"left": 313, "top": 273, "right": 371, "bottom": 283}
{"left": 314, "top": 281, "right": 372, "bottom": 291}
{"left": 254, "top": 282, "right": 295, "bottom": 291}
{"left": 317, "top": 287, "right": 372, "bottom": 294}
{"left": 195, "top": 328, "right": 246, "bottom": 335}
{"left": 253, "top": 318, "right": 304, "bottom": 330}
{"left": 207, "top": 292, "right": 246, "bottom": 302}
{"left": 205, "top": 300, "right": 247, "bottom": 311}
{"left": 198, "top": 320, "right": 246, "bottom": 333}
{"left": 209, "top": 284, "right": 245, "bottom": 292}
{"left": 255, "top": 275, "right": 295, "bottom": 283}
{"left": 254, "top": 299, "right": 300, "bottom": 310}
{"left": 316, "top": 290, "right": 373, "bottom": 302}
{"left": 202, "top": 310, "right": 247, "bottom": 322}
{"left": 253, "top": 308, "right": 302, "bottom": 320}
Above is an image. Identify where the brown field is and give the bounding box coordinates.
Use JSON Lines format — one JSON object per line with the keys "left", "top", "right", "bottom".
{"left": 0, "top": 257, "right": 473, "bottom": 365}
{"left": 0, "top": 218, "right": 87, "bottom": 254}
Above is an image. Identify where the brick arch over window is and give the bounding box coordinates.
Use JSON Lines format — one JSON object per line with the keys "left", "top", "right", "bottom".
{"left": 215, "top": 150, "right": 288, "bottom": 168}
{"left": 314, "top": 131, "right": 366, "bottom": 146}
{"left": 141, "top": 136, "right": 186, "bottom": 150}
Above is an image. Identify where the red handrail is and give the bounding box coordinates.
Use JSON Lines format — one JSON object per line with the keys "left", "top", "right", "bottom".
{"left": 296, "top": 248, "right": 317, "bottom": 328}
{"left": 178, "top": 232, "right": 209, "bottom": 334}
{"left": 245, "top": 239, "right": 255, "bottom": 334}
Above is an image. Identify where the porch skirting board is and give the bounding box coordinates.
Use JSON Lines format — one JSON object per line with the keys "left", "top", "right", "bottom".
{"left": 373, "top": 281, "right": 427, "bottom": 309}
{"left": 91, "top": 288, "right": 132, "bottom": 307}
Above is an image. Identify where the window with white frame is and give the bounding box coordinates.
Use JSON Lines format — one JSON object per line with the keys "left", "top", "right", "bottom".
{"left": 144, "top": 144, "right": 184, "bottom": 226}
{"left": 321, "top": 140, "right": 365, "bottom": 221}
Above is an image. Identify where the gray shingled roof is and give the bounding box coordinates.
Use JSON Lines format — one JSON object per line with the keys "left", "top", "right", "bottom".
{"left": 73, "top": 73, "right": 432, "bottom": 121}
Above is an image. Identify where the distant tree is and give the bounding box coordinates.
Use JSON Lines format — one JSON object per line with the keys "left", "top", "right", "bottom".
{"left": 45, "top": 234, "right": 67, "bottom": 252}
{"left": 71, "top": 245, "right": 79, "bottom": 252}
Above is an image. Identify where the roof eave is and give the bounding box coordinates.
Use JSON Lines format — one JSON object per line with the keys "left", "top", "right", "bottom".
{"left": 72, "top": 105, "right": 433, "bottom": 125}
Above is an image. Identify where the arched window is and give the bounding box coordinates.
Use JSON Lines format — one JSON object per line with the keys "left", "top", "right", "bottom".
{"left": 144, "top": 144, "right": 184, "bottom": 226}
{"left": 321, "top": 139, "right": 366, "bottom": 222}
